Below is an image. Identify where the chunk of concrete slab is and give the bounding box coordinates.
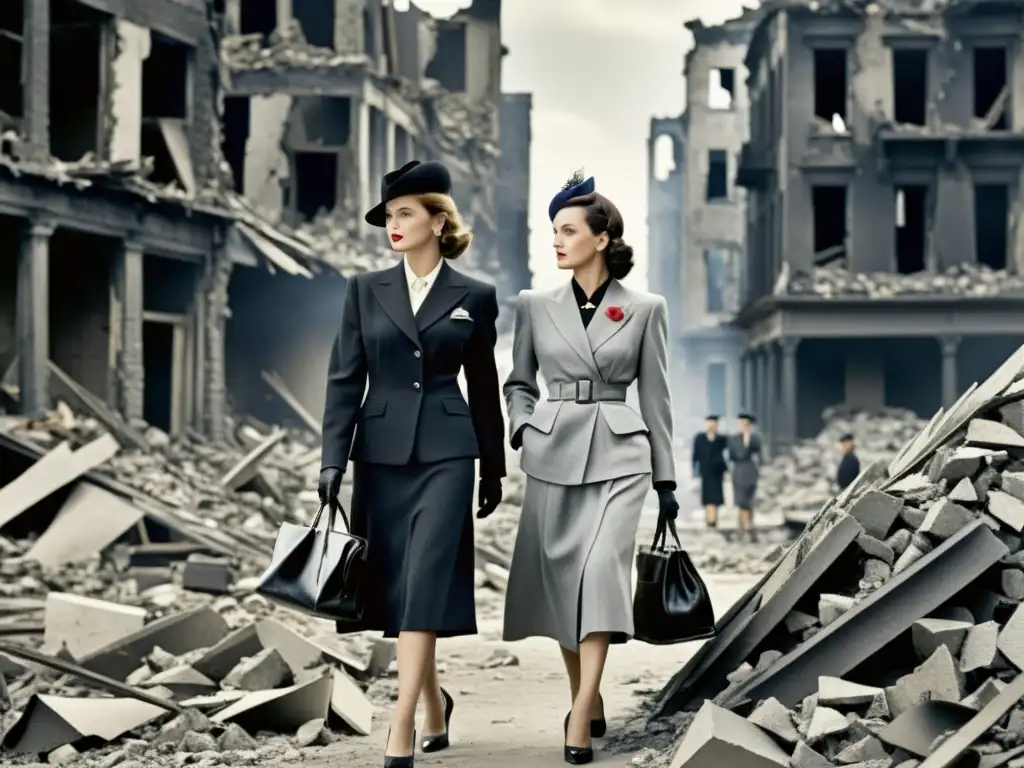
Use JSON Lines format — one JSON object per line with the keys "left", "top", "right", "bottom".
{"left": 849, "top": 491, "right": 904, "bottom": 539}
{"left": 138, "top": 665, "right": 216, "bottom": 698}
{"left": 877, "top": 700, "right": 977, "bottom": 758}
{"left": 948, "top": 478, "right": 979, "bottom": 504}
{"left": 885, "top": 646, "right": 965, "bottom": 718}
{"left": 988, "top": 491, "right": 1024, "bottom": 533}
{"left": 996, "top": 602, "right": 1024, "bottom": 670}
{"left": 747, "top": 697, "right": 799, "bottom": 744}
{"left": 328, "top": 668, "right": 372, "bottom": 736}
{"left": 966, "top": 418, "right": 1024, "bottom": 449}
{"left": 819, "top": 594, "right": 856, "bottom": 627}
{"left": 668, "top": 701, "right": 790, "bottom": 768}
{"left": 192, "top": 624, "right": 262, "bottom": 682}
{"left": 1000, "top": 472, "right": 1024, "bottom": 503}
{"left": 835, "top": 734, "right": 888, "bottom": 763}
{"left": 211, "top": 673, "right": 332, "bottom": 734}
{"left": 960, "top": 679, "right": 1007, "bottom": 710}
{"left": 805, "top": 706, "right": 849, "bottom": 742}
{"left": 817, "top": 677, "right": 883, "bottom": 708}
{"left": 911, "top": 619, "right": 973, "bottom": 661}
{"left": 858, "top": 533, "right": 896, "bottom": 564}
{"left": 784, "top": 611, "right": 819, "bottom": 635}
{"left": 887, "top": 529, "right": 913, "bottom": 556}
{"left": 790, "top": 740, "right": 833, "bottom": 768}
{"left": 43, "top": 593, "right": 147, "bottom": 659}
{"left": 919, "top": 499, "right": 976, "bottom": 540}
{"left": 222, "top": 647, "right": 291, "bottom": 691}
{"left": 960, "top": 621, "right": 1002, "bottom": 673}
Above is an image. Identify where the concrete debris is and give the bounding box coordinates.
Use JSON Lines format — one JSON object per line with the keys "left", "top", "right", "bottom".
{"left": 651, "top": 342, "right": 1024, "bottom": 767}
{"left": 786, "top": 264, "right": 1024, "bottom": 299}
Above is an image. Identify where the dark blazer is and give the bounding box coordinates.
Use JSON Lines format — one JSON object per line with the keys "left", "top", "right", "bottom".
{"left": 692, "top": 432, "right": 727, "bottom": 478}
{"left": 320, "top": 260, "right": 506, "bottom": 480}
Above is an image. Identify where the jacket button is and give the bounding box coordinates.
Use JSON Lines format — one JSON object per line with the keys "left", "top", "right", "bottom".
{"left": 414, "top": 350, "right": 421, "bottom": 358}
{"left": 413, "top": 382, "right": 420, "bottom": 389}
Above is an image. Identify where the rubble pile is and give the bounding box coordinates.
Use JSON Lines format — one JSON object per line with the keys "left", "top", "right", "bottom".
{"left": 647, "top": 345, "right": 1024, "bottom": 767}
{"left": 221, "top": 22, "right": 368, "bottom": 72}
{"left": 787, "top": 263, "right": 1024, "bottom": 299}
{"left": 757, "top": 406, "right": 927, "bottom": 523}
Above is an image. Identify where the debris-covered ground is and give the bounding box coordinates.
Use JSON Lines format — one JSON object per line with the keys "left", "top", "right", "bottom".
{"left": 623, "top": 344, "right": 1024, "bottom": 767}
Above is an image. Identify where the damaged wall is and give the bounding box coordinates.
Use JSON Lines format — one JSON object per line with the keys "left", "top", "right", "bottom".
{"left": 241, "top": 95, "right": 293, "bottom": 220}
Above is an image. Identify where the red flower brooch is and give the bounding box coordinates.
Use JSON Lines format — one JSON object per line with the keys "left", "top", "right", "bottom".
{"left": 605, "top": 306, "right": 624, "bottom": 322}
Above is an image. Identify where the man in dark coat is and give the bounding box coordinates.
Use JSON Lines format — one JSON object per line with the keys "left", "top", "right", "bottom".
{"left": 692, "top": 415, "right": 727, "bottom": 528}
{"left": 836, "top": 432, "right": 860, "bottom": 491}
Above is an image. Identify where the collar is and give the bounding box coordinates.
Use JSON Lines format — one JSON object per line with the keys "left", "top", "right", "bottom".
{"left": 404, "top": 257, "right": 443, "bottom": 289}
{"left": 571, "top": 276, "right": 612, "bottom": 306}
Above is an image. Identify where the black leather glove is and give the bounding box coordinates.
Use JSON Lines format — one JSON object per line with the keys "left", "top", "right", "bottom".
{"left": 318, "top": 467, "right": 342, "bottom": 506}
{"left": 657, "top": 487, "right": 680, "bottom": 522}
{"left": 477, "top": 476, "right": 502, "bottom": 519}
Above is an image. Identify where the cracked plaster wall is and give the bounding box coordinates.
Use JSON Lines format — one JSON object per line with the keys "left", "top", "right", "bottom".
{"left": 109, "top": 20, "right": 150, "bottom": 165}
{"left": 242, "top": 94, "right": 292, "bottom": 221}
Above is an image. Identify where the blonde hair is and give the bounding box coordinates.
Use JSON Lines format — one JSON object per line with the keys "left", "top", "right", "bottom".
{"left": 418, "top": 193, "right": 473, "bottom": 259}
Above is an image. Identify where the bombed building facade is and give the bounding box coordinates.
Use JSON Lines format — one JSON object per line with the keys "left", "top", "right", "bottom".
{"left": 736, "top": 0, "right": 1024, "bottom": 454}
{"left": 0, "top": 0, "right": 512, "bottom": 440}
{"left": 498, "top": 92, "right": 532, "bottom": 302}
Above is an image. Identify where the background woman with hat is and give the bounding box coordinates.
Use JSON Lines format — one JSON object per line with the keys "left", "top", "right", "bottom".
{"left": 317, "top": 160, "right": 506, "bottom": 767}
{"left": 502, "top": 171, "right": 680, "bottom": 764}
{"left": 727, "top": 412, "right": 762, "bottom": 542}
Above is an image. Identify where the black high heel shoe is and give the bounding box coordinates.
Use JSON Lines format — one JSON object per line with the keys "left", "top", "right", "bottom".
{"left": 421, "top": 687, "right": 454, "bottom": 753}
{"left": 383, "top": 727, "right": 416, "bottom": 768}
{"left": 563, "top": 711, "right": 594, "bottom": 765}
{"left": 590, "top": 694, "right": 606, "bottom": 738}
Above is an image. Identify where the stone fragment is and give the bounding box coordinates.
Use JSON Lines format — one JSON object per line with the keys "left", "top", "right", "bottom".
{"left": 918, "top": 499, "right": 975, "bottom": 540}
{"left": 785, "top": 610, "right": 819, "bottom": 634}
{"left": 819, "top": 594, "right": 857, "bottom": 627}
{"left": 834, "top": 735, "right": 888, "bottom": 763}
{"left": 147, "top": 646, "right": 179, "bottom": 671}
{"left": 948, "top": 477, "right": 979, "bottom": 503}
{"left": 886, "top": 529, "right": 913, "bottom": 556}
{"left": 726, "top": 662, "right": 754, "bottom": 684}
{"left": 790, "top": 740, "right": 833, "bottom": 768}
{"left": 850, "top": 491, "right": 904, "bottom": 539}
{"left": 295, "top": 718, "right": 332, "bottom": 747}
{"left": 998, "top": 400, "right": 1024, "bottom": 436}
{"left": 899, "top": 506, "right": 928, "bottom": 530}
{"left": 178, "top": 730, "right": 217, "bottom": 753}
{"left": 857, "top": 533, "right": 895, "bottom": 564}
{"left": 936, "top": 447, "right": 989, "bottom": 482}
{"left": 966, "top": 418, "right": 1024, "bottom": 449}
{"left": 47, "top": 745, "right": 79, "bottom": 765}
{"left": 668, "top": 701, "right": 790, "bottom": 768}
{"left": 222, "top": 648, "right": 291, "bottom": 691}
{"left": 817, "top": 677, "right": 882, "bottom": 708}
{"left": 1001, "top": 471, "right": 1024, "bottom": 502}
{"left": 988, "top": 491, "right": 1024, "bottom": 532}
{"left": 217, "top": 723, "right": 257, "bottom": 751}
{"left": 863, "top": 559, "right": 891, "bottom": 582}
{"left": 959, "top": 678, "right": 1007, "bottom": 710}
{"left": 43, "top": 592, "right": 147, "bottom": 658}
{"left": 157, "top": 709, "right": 215, "bottom": 742}
{"left": 892, "top": 533, "right": 934, "bottom": 575}
{"left": 747, "top": 697, "right": 800, "bottom": 744}
{"left": 910, "top": 618, "right": 972, "bottom": 660}
{"left": 865, "top": 692, "right": 890, "bottom": 719}
{"left": 884, "top": 645, "right": 965, "bottom": 717}
{"left": 975, "top": 466, "right": 1000, "bottom": 502}
{"left": 806, "top": 706, "right": 849, "bottom": 742}
{"left": 796, "top": 693, "right": 818, "bottom": 736}
{"left": 754, "top": 650, "right": 782, "bottom": 673}
{"left": 1002, "top": 569, "right": 1024, "bottom": 599}
{"left": 997, "top": 602, "right": 1024, "bottom": 669}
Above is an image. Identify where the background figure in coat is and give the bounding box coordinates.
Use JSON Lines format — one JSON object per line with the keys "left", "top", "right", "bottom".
{"left": 502, "top": 171, "right": 679, "bottom": 765}
{"left": 727, "top": 413, "right": 762, "bottom": 542}
{"left": 317, "top": 160, "right": 505, "bottom": 767}
{"left": 692, "top": 415, "right": 727, "bottom": 528}
{"left": 836, "top": 432, "right": 860, "bottom": 491}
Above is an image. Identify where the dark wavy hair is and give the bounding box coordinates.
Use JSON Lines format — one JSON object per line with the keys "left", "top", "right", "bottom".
{"left": 560, "top": 176, "right": 633, "bottom": 279}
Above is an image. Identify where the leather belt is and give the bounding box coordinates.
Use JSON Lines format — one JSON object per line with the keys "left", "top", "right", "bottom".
{"left": 547, "top": 380, "right": 627, "bottom": 404}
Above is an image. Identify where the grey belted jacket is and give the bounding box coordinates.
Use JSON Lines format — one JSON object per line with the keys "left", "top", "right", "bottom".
{"left": 502, "top": 279, "right": 676, "bottom": 486}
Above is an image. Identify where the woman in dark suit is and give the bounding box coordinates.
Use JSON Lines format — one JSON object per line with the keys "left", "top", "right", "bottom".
{"left": 317, "top": 160, "right": 506, "bottom": 767}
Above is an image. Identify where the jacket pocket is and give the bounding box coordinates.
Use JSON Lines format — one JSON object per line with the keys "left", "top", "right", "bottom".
{"left": 442, "top": 396, "right": 471, "bottom": 416}
{"left": 523, "top": 399, "right": 562, "bottom": 434}
{"left": 360, "top": 398, "right": 387, "bottom": 418}
{"left": 600, "top": 404, "right": 649, "bottom": 435}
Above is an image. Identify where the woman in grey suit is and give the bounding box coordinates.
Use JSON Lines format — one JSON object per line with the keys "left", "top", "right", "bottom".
{"left": 727, "top": 412, "right": 762, "bottom": 542}
{"left": 503, "top": 172, "right": 680, "bottom": 765}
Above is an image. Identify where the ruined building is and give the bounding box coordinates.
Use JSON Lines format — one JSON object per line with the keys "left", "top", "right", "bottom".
{"left": 737, "top": 0, "right": 1024, "bottom": 453}
{"left": 652, "top": 10, "right": 758, "bottom": 440}
{"left": 498, "top": 92, "right": 532, "bottom": 303}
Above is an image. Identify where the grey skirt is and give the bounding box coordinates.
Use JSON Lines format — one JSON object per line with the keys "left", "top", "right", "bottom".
{"left": 502, "top": 472, "right": 650, "bottom": 651}
{"left": 732, "top": 478, "right": 757, "bottom": 509}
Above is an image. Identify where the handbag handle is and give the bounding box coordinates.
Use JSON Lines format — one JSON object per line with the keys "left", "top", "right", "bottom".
{"left": 309, "top": 498, "right": 352, "bottom": 533}
{"left": 651, "top": 515, "right": 682, "bottom": 552}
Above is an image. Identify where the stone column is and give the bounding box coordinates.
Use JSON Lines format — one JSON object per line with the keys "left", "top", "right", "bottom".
{"left": 740, "top": 351, "right": 752, "bottom": 413}
{"left": 204, "top": 244, "right": 233, "bottom": 440}
{"left": 114, "top": 238, "right": 145, "bottom": 420}
{"left": 939, "top": 335, "right": 961, "bottom": 407}
{"left": 755, "top": 347, "right": 769, "bottom": 454}
{"left": 22, "top": 0, "right": 50, "bottom": 162}
{"left": 779, "top": 336, "right": 800, "bottom": 451}
{"left": 765, "top": 344, "right": 779, "bottom": 457}
{"left": 17, "top": 220, "right": 53, "bottom": 415}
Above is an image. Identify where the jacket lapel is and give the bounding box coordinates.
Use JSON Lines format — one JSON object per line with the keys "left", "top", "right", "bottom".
{"left": 370, "top": 263, "right": 419, "bottom": 346}
{"left": 588, "top": 279, "right": 634, "bottom": 352}
{"left": 415, "top": 261, "right": 470, "bottom": 332}
{"left": 543, "top": 283, "right": 600, "bottom": 373}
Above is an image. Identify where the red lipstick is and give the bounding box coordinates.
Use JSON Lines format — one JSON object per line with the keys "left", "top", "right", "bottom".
{"left": 391, "top": 234, "right": 403, "bottom": 242}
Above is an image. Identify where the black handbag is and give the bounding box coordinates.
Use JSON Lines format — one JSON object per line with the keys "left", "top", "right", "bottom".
{"left": 257, "top": 499, "right": 366, "bottom": 622}
{"left": 633, "top": 516, "right": 716, "bottom": 644}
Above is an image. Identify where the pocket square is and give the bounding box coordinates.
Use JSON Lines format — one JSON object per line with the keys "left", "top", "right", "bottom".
{"left": 450, "top": 307, "right": 472, "bottom": 321}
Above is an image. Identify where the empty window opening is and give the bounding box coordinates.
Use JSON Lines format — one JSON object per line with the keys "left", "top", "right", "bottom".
{"left": 142, "top": 33, "right": 189, "bottom": 120}
{"left": 705, "top": 248, "right": 730, "bottom": 314}
{"left": 0, "top": 3, "right": 23, "bottom": 122}
{"left": 425, "top": 24, "right": 467, "bottom": 93}
{"left": 706, "top": 149, "right": 728, "bottom": 201}
{"left": 293, "top": 0, "right": 334, "bottom": 49}
{"left": 240, "top": 0, "right": 276, "bottom": 38}
{"left": 652, "top": 134, "right": 677, "bottom": 182}
{"left": 892, "top": 49, "right": 928, "bottom": 126}
{"left": 709, "top": 68, "right": 735, "bottom": 109}
{"left": 812, "top": 186, "right": 847, "bottom": 258}
{"left": 706, "top": 362, "right": 727, "bottom": 418}
{"left": 813, "top": 48, "right": 847, "bottom": 122}
{"left": 222, "top": 96, "right": 251, "bottom": 193}
{"left": 974, "top": 47, "right": 1008, "bottom": 129}
{"left": 143, "top": 320, "right": 177, "bottom": 433}
{"left": 49, "top": 0, "right": 104, "bottom": 162}
{"left": 895, "top": 186, "right": 927, "bottom": 274}
{"left": 975, "top": 184, "right": 1008, "bottom": 269}
{"left": 294, "top": 151, "right": 338, "bottom": 221}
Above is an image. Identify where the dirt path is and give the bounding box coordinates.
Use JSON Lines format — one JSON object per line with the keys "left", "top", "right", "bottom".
{"left": 300, "top": 574, "right": 756, "bottom": 767}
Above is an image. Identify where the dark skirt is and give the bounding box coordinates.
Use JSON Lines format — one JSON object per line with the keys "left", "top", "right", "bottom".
{"left": 733, "top": 478, "right": 757, "bottom": 510}
{"left": 336, "top": 458, "right": 477, "bottom": 638}
{"left": 700, "top": 472, "right": 725, "bottom": 506}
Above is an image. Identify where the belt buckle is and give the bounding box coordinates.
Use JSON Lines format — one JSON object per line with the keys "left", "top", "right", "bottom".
{"left": 575, "top": 380, "right": 595, "bottom": 404}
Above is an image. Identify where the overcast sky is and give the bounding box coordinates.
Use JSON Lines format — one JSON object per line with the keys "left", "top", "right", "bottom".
{"left": 408, "top": 0, "right": 756, "bottom": 290}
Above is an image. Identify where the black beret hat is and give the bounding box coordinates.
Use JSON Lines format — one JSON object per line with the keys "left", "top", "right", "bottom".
{"left": 738, "top": 413, "right": 756, "bottom": 422}
{"left": 365, "top": 160, "right": 452, "bottom": 227}
{"left": 705, "top": 415, "right": 720, "bottom": 421}
{"left": 839, "top": 433, "right": 855, "bottom": 442}
{"left": 548, "top": 169, "right": 595, "bottom": 220}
